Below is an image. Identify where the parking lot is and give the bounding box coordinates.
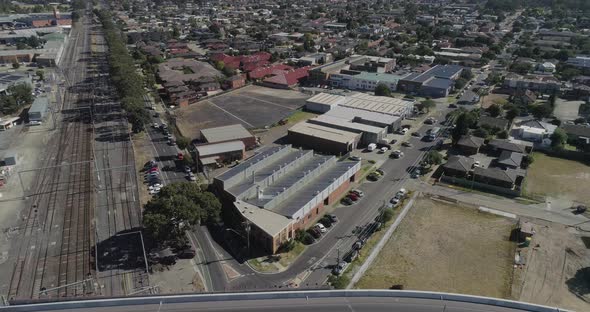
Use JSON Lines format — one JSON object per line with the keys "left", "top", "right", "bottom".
{"left": 175, "top": 85, "right": 310, "bottom": 139}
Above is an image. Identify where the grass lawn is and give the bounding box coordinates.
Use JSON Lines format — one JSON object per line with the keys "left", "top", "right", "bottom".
{"left": 285, "top": 110, "right": 317, "bottom": 124}
{"left": 247, "top": 242, "right": 306, "bottom": 273}
{"left": 525, "top": 153, "right": 590, "bottom": 204}
{"left": 355, "top": 197, "right": 516, "bottom": 299}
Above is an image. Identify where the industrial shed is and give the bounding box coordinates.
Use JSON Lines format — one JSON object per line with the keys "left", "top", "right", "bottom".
{"left": 28, "top": 97, "right": 49, "bottom": 122}
{"left": 287, "top": 122, "right": 361, "bottom": 154}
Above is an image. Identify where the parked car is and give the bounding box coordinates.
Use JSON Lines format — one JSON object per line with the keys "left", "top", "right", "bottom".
{"left": 390, "top": 139, "right": 398, "bottom": 144}
{"left": 184, "top": 165, "right": 191, "bottom": 173}
{"left": 424, "top": 117, "right": 436, "bottom": 124}
{"left": 347, "top": 193, "right": 359, "bottom": 202}
{"left": 411, "top": 131, "right": 421, "bottom": 137}
{"left": 367, "top": 172, "right": 381, "bottom": 181}
{"left": 396, "top": 188, "right": 408, "bottom": 198}
{"left": 315, "top": 223, "right": 327, "bottom": 233}
{"left": 375, "top": 169, "right": 385, "bottom": 176}
{"left": 390, "top": 150, "right": 404, "bottom": 159}
{"left": 177, "top": 152, "right": 184, "bottom": 160}
{"left": 187, "top": 174, "right": 196, "bottom": 181}
{"left": 389, "top": 196, "right": 401, "bottom": 207}
{"left": 350, "top": 189, "right": 364, "bottom": 197}
{"left": 319, "top": 217, "right": 333, "bottom": 228}
{"left": 308, "top": 227, "right": 321, "bottom": 238}
{"left": 341, "top": 197, "right": 354, "bottom": 205}
{"left": 401, "top": 141, "right": 413, "bottom": 148}
{"left": 328, "top": 214, "right": 338, "bottom": 223}
{"left": 349, "top": 155, "right": 362, "bottom": 161}
{"left": 378, "top": 147, "right": 389, "bottom": 154}
{"left": 473, "top": 160, "right": 481, "bottom": 168}
{"left": 344, "top": 250, "right": 359, "bottom": 263}
{"left": 449, "top": 103, "right": 458, "bottom": 108}
{"left": 332, "top": 261, "right": 348, "bottom": 275}
{"left": 152, "top": 123, "right": 159, "bottom": 128}
{"left": 411, "top": 168, "right": 422, "bottom": 178}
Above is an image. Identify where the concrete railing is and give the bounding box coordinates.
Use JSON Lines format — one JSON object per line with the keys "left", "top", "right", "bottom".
{"left": 3, "top": 290, "right": 569, "bottom": 312}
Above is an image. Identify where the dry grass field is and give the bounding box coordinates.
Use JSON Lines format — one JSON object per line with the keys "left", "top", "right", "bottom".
{"left": 356, "top": 197, "right": 516, "bottom": 299}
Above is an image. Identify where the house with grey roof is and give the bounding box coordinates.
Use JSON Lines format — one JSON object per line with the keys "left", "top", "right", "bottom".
{"left": 442, "top": 155, "right": 475, "bottom": 178}
{"left": 456, "top": 135, "right": 485, "bottom": 155}
{"left": 496, "top": 151, "right": 524, "bottom": 169}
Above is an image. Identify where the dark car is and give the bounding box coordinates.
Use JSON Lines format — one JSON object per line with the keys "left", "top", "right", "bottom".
{"left": 411, "top": 131, "right": 421, "bottom": 137}
{"left": 449, "top": 103, "right": 458, "bottom": 108}
{"left": 390, "top": 139, "right": 398, "bottom": 144}
{"left": 176, "top": 247, "right": 196, "bottom": 259}
{"left": 375, "top": 169, "right": 385, "bottom": 176}
{"left": 347, "top": 193, "right": 359, "bottom": 202}
{"left": 401, "top": 141, "right": 413, "bottom": 147}
{"left": 341, "top": 197, "right": 354, "bottom": 205}
{"left": 344, "top": 250, "right": 359, "bottom": 263}
{"left": 308, "top": 227, "right": 321, "bottom": 238}
{"left": 328, "top": 214, "right": 338, "bottom": 223}
{"left": 320, "top": 217, "right": 333, "bottom": 228}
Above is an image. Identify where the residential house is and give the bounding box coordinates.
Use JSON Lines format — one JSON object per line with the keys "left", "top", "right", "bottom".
{"left": 514, "top": 119, "right": 556, "bottom": 143}
{"left": 487, "top": 139, "right": 529, "bottom": 155}
{"left": 561, "top": 124, "right": 590, "bottom": 150}
{"left": 442, "top": 155, "right": 475, "bottom": 178}
{"left": 495, "top": 151, "right": 524, "bottom": 169}
{"left": 225, "top": 75, "right": 246, "bottom": 89}
{"left": 456, "top": 135, "right": 485, "bottom": 155}
{"left": 473, "top": 167, "right": 521, "bottom": 189}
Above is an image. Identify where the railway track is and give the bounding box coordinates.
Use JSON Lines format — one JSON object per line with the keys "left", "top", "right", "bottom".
{"left": 7, "top": 12, "right": 96, "bottom": 302}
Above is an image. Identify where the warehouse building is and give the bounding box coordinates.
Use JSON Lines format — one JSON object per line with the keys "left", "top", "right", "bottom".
{"left": 307, "top": 115, "right": 386, "bottom": 145}
{"left": 195, "top": 140, "right": 245, "bottom": 170}
{"left": 288, "top": 121, "right": 361, "bottom": 154}
{"left": 397, "top": 65, "right": 463, "bottom": 98}
{"left": 213, "top": 145, "right": 361, "bottom": 254}
{"left": 28, "top": 96, "right": 49, "bottom": 122}
{"left": 200, "top": 124, "right": 257, "bottom": 149}
{"left": 305, "top": 92, "right": 414, "bottom": 118}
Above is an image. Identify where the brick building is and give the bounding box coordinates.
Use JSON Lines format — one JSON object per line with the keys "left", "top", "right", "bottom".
{"left": 213, "top": 145, "right": 361, "bottom": 254}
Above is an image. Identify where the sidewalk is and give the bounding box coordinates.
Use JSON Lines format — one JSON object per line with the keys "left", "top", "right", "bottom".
{"left": 410, "top": 181, "right": 590, "bottom": 229}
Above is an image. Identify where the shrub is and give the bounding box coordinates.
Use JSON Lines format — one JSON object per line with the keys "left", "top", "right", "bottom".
{"left": 497, "top": 130, "right": 509, "bottom": 139}
{"left": 328, "top": 274, "right": 350, "bottom": 289}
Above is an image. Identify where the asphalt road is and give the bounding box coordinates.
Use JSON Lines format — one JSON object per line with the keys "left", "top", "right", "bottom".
{"left": 141, "top": 95, "right": 186, "bottom": 186}
{"left": 3, "top": 295, "right": 542, "bottom": 312}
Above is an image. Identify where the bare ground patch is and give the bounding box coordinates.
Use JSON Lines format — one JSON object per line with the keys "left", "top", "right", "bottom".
{"left": 356, "top": 196, "right": 516, "bottom": 299}
{"left": 512, "top": 219, "right": 590, "bottom": 311}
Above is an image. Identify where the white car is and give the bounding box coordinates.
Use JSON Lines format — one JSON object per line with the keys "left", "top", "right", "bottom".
{"left": 378, "top": 147, "right": 389, "bottom": 153}
{"left": 151, "top": 183, "right": 163, "bottom": 188}
{"left": 152, "top": 123, "right": 159, "bottom": 128}
{"left": 149, "top": 189, "right": 160, "bottom": 195}
{"left": 473, "top": 161, "right": 481, "bottom": 168}
{"left": 315, "top": 223, "right": 327, "bottom": 233}
{"left": 396, "top": 188, "right": 408, "bottom": 198}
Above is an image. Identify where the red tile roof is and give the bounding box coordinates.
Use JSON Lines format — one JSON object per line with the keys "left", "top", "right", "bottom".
{"left": 248, "top": 64, "right": 293, "bottom": 79}
{"left": 262, "top": 66, "right": 311, "bottom": 87}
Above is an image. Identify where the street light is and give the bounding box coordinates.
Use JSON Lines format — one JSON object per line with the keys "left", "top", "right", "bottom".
{"left": 225, "top": 220, "right": 251, "bottom": 256}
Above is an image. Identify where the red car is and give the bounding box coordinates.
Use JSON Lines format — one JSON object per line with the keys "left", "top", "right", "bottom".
{"left": 148, "top": 167, "right": 159, "bottom": 173}
{"left": 177, "top": 152, "right": 184, "bottom": 160}
{"left": 347, "top": 193, "right": 359, "bottom": 201}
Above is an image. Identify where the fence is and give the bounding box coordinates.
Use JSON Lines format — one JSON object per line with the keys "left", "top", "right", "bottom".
{"left": 440, "top": 174, "right": 522, "bottom": 197}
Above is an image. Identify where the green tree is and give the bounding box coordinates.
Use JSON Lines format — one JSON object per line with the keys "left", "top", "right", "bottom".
{"left": 473, "top": 127, "right": 490, "bottom": 138}
{"left": 531, "top": 104, "right": 553, "bottom": 119}
{"left": 510, "top": 62, "right": 532, "bottom": 75}
{"left": 487, "top": 104, "right": 502, "bottom": 117}
{"left": 176, "top": 136, "right": 191, "bottom": 150}
{"left": 0, "top": 95, "right": 18, "bottom": 115}
{"left": 505, "top": 107, "right": 520, "bottom": 121}
{"left": 36, "top": 70, "right": 44, "bottom": 81}
{"left": 418, "top": 99, "right": 436, "bottom": 113}
{"left": 460, "top": 69, "right": 473, "bottom": 80}
{"left": 550, "top": 128, "right": 567, "bottom": 150}
{"left": 423, "top": 150, "right": 443, "bottom": 166}
{"left": 496, "top": 130, "right": 509, "bottom": 139}
{"left": 455, "top": 78, "right": 467, "bottom": 90}
{"left": 143, "top": 182, "right": 221, "bottom": 242}
{"left": 172, "top": 26, "right": 181, "bottom": 39}
{"left": 452, "top": 111, "right": 478, "bottom": 143}
{"left": 7, "top": 83, "right": 33, "bottom": 107}
{"left": 214, "top": 61, "right": 225, "bottom": 71}
{"left": 374, "top": 83, "right": 391, "bottom": 97}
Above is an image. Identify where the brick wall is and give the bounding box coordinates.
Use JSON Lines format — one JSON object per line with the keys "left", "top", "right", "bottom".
{"left": 328, "top": 179, "right": 351, "bottom": 205}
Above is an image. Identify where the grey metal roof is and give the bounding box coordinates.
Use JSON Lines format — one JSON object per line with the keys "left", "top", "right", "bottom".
{"left": 457, "top": 135, "right": 484, "bottom": 148}
{"left": 270, "top": 161, "right": 358, "bottom": 217}
{"left": 247, "top": 155, "right": 334, "bottom": 208}
{"left": 288, "top": 122, "right": 360, "bottom": 144}
{"left": 200, "top": 124, "right": 252, "bottom": 143}
{"left": 195, "top": 140, "right": 244, "bottom": 157}
{"left": 310, "top": 115, "right": 385, "bottom": 135}
{"left": 28, "top": 97, "right": 48, "bottom": 114}
{"left": 488, "top": 139, "right": 527, "bottom": 153}
{"left": 326, "top": 106, "right": 400, "bottom": 126}
{"left": 424, "top": 77, "right": 454, "bottom": 90}
{"left": 474, "top": 167, "right": 518, "bottom": 183}
{"left": 401, "top": 65, "right": 463, "bottom": 83}
{"left": 227, "top": 149, "right": 311, "bottom": 197}
{"left": 216, "top": 145, "right": 288, "bottom": 182}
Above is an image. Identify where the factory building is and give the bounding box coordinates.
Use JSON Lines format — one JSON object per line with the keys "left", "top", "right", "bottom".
{"left": 213, "top": 145, "right": 361, "bottom": 254}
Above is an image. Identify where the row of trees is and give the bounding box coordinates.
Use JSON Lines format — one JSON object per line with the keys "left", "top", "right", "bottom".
{"left": 0, "top": 83, "right": 33, "bottom": 115}
{"left": 95, "top": 9, "right": 150, "bottom": 132}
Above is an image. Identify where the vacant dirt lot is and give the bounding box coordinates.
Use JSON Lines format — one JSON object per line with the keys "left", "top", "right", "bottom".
{"left": 481, "top": 93, "right": 509, "bottom": 109}
{"left": 525, "top": 153, "right": 590, "bottom": 205}
{"left": 512, "top": 218, "right": 590, "bottom": 311}
{"left": 150, "top": 259, "right": 206, "bottom": 294}
{"left": 356, "top": 197, "right": 516, "bottom": 299}
{"left": 175, "top": 85, "right": 309, "bottom": 139}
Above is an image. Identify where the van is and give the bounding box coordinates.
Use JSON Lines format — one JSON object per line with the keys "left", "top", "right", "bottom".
{"left": 367, "top": 143, "right": 377, "bottom": 151}
{"left": 427, "top": 127, "right": 441, "bottom": 141}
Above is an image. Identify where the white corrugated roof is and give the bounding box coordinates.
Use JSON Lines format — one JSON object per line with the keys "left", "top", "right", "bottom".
{"left": 200, "top": 124, "right": 252, "bottom": 143}
{"left": 289, "top": 122, "right": 360, "bottom": 143}
{"left": 195, "top": 140, "right": 245, "bottom": 157}
{"left": 306, "top": 93, "right": 345, "bottom": 106}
